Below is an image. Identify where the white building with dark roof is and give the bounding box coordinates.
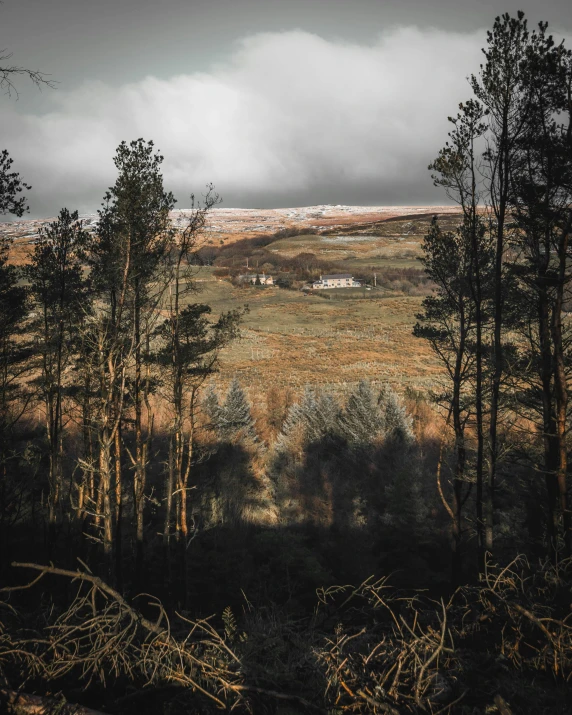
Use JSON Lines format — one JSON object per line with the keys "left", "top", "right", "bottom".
{"left": 311, "top": 273, "right": 361, "bottom": 289}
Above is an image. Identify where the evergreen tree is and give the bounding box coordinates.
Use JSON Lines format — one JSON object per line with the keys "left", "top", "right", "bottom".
{"left": 0, "top": 150, "right": 30, "bottom": 216}
{"left": 339, "top": 380, "right": 383, "bottom": 446}
{"left": 156, "top": 296, "right": 241, "bottom": 601}
{"left": 218, "top": 379, "right": 256, "bottom": 441}
{"left": 276, "top": 386, "right": 341, "bottom": 452}
{"left": 423, "top": 11, "right": 572, "bottom": 563}
{"left": 0, "top": 149, "right": 31, "bottom": 468}
{"left": 378, "top": 384, "right": 414, "bottom": 444}
{"left": 428, "top": 95, "right": 496, "bottom": 573}
{"left": 0, "top": 236, "right": 28, "bottom": 433}
{"left": 26, "top": 208, "right": 90, "bottom": 550}
{"left": 0, "top": 234, "right": 29, "bottom": 575}
{"left": 202, "top": 384, "right": 221, "bottom": 431}
{"left": 275, "top": 394, "right": 309, "bottom": 454}
{"left": 412, "top": 216, "right": 482, "bottom": 578}
{"left": 470, "top": 12, "right": 534, "bottom": 556}
{"left": 306, "top": 390, "right": 340, "bottom": 443}
{"left": 93, "top": 138, "right": 176, "bottom": 587}
{"left": 506, "top": 26, "right": 572, "bottom": 556}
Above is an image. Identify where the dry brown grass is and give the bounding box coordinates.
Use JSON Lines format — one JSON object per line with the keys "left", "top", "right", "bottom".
{"left": 210, "top": 293, "right": 444, "bottom": 398}
{"left": 6, "top": 207, "right": 455, "bottom": 403}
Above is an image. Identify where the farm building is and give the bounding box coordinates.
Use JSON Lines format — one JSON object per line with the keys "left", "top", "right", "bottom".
{"left": 238, "top": 273, "right": 275, "bottom": 286}
{"left": 311, "top": 273, "right": 361, "bottom": 289}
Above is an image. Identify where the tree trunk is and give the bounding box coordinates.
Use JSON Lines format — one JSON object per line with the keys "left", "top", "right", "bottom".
{"left": 177, "top": 389, "right": 196, "bottom": 608}
{"left": 114, "top": 419, "right": 123, "bottom": 589}
{"left": 551, "top": 228, "right": 571, "bottom": 555}
{"left": 534, "top": 274, "right": 559, "bottom": 559}
{"left": 486, "top": 87, "right": 513, "bottom": 558}
{"left": 163, "top": 435, "right": 175, "bottom": 589}
{"left": 486, "top": 223, "right": 503, "bottom": 556}
{"left": 99, "top": 434, "right": 113, "bottom": 581}
{"left": 468, "top": 206, "right": 485, "bottom": 575}
{"left": 451, "top": 326, "right": 466, "bottom": 586}
{"left": 46, "top": 391, "right": 58, "bottom": 555}
{"left": 133, "top": 294, "right": 145, "bottom": 590}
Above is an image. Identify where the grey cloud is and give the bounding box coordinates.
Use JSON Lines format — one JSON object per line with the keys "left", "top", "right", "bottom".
{"left": 2, "top": 27, "right": 485, "bottom": 216}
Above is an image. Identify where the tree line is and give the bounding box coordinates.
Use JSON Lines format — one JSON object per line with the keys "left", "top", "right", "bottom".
{"left": 0, "top": 139, "right": 244, "bottom": 599}
{"left": 415, "top": 12, "right": 572, "bottom": 581}
{"left": 1, "top": 135, "right": 430, "bottom": 606}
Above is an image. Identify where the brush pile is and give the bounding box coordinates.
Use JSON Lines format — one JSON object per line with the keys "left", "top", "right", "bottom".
{"left": 1, "top": 557, "right": 571, "bottom": 713}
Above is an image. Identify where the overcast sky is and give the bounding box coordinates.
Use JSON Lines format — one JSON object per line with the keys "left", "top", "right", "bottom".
{"left": 2, "top": 0, "right": 572, "bottom": 217}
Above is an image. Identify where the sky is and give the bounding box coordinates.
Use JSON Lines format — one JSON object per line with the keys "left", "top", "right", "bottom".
{"left": 2, "top": 0, "right": 572, "bottom": 217}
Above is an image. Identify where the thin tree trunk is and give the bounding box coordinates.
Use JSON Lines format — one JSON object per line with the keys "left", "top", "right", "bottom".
{"left": 46, "top": 390, "right": 58, "bottom": 554}
{"left": 538, "top": 290, "right": 559, "bottom": 558}
{"left": 177, "top": 388, "right": 196, "bottom": 608}
{"left": 99, "top": 436, "right": 113, "bottom": 579}
{"left": 163, "top": 435, "right": 175, "bottom": 589}
{"left": 451, "top": 312, "right": 467, "bottom": 586}
{"left": 486, "top": 151, "right": 509, "bottom": 556}
{"left": 466, "top": 169, "right": 485, "bottom": 575}
{"left": 133, "top": 292, "right": 145, "bottom": 589}
{"left": 114, "top": 419, "right": 123, "bottom": 589}
{"left": 551, "top": 228, "right": 571, "bottom": 555}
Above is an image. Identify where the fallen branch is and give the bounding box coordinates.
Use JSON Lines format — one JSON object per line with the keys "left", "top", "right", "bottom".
{"left": 357, "top": 689, "right": 400, "bottom": 714}
{"left": 414, "top": 599, "right": 447, "bottom": 708}
{"left": 3, "top": 562, "right": 228, "bottom": 709}
{"left": 4, "top": 562, "right": 163, "bottom": 635}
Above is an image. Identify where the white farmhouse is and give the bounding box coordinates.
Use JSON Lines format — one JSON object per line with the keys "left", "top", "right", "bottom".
{"left": 311, "top": 273, "right": 361, "bottom": 289}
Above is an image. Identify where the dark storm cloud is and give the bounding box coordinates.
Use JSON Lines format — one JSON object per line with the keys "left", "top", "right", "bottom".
{"left": 5, "top": 0, "right": 572, "bottom": 93}
{"left": 1, "top": 1, "right": 571, "bottom": 215}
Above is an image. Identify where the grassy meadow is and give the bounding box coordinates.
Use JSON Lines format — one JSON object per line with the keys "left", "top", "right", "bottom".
{"left": 193, "top": 269, "right": 442, "bottom": 394}
{"left": 189, "top": 211, "right": 454, "bottom": 396}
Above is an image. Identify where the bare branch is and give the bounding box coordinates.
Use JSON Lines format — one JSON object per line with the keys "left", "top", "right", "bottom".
{"left": 0, "top": 50, "right": 56, "bottom": 98}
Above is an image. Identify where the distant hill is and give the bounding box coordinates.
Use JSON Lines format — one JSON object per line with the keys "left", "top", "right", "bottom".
{"left": 2, "top": 204, "right": 463, "bottom": 264}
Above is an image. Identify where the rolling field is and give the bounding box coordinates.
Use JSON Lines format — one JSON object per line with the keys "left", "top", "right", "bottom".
{"left": 184, "top": 209, "right": 465, "bottom": 395}
{"left": 190, "top": 268, "right": 444, "bottom": 396}
{"left": 265, "top": 233, "right": 422, "bottom": 269}
{"left": 5, "top": 206, "right": 463, "bottom": 397}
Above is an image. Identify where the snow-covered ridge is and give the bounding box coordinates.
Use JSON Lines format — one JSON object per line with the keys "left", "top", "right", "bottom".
{"left": 1, "top": 205, "right": 460, "bottom": 244}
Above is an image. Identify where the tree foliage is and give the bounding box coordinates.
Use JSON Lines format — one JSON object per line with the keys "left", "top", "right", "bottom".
{"left": 339, "top": 380, "right": 383, "bottom": 446}
{"left": 218, "top": 379, "right": 256, "bottom": 442}
{"left": 0, "top": 150, "right": 30, "bottom": 217}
